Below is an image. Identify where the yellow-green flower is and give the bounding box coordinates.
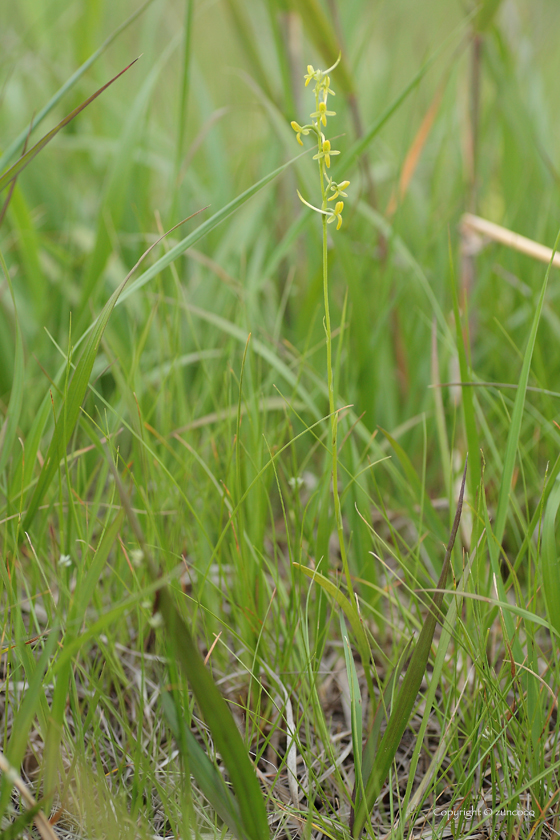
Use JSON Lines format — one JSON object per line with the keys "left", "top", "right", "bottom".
{"left": 320, "top": 75, "right": 336, "bottom": 103}
{"left": 311, "top": 101, "right": 336, "bottom": 127}
{"left": 328, "top": 179, "right": 350, "bottom": 200}
{"left": 291, "top": 120, "right": 310, "bottom": 146}
{"left": 313, "top": 138, "right": 339, "bottom": 169}
{"left": 327, "top": 200, "right": 344, "bottom": 230}
{"left": 304, "top": 65, "right": 321, "bottom": 86}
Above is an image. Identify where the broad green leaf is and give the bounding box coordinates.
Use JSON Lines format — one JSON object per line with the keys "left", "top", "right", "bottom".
{"left": 339, "top": 613, "right": 363, "bottom": 812}
{"left": 350, "top": 639, "right": 413, "bottom": 835}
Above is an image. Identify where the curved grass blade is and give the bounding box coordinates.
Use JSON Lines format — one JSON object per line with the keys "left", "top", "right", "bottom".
{"left": 351, "top": 459, "right": 467, "bottom": 838}
{"left": 293, "top": 564, "right": 370, "bottom": 669}
{"left": 158, "top": 588, "right": 270, "bottom": 840}
{"left": 22, "top": 213, "right": 202, "bottom": 530}
{"left": 162, "top": 691, "right": 249, "bottom": 840}
{"left": 0, "top": 59, "right": 139, "bottom": 194}
{"left": 116, "top": 153, "right": 303, "bottom": 308}
{"left": 0, "top": 0, "right": 155, "bottom": 174}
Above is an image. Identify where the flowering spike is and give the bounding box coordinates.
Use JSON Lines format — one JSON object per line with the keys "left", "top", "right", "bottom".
{"left": 291, "top": 58, "right": 349, "bottom": 232}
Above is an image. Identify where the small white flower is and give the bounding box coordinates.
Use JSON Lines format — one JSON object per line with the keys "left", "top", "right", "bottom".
{"left": 58, "top": 554, "right": 72, "bottom": 567}
{"left": 288, "top": 477, "right": 305, "bottom": 489}
{"left": 148, "top": 611, "right": 164, "bottom": 629}
{"left": 130, "top": 549, "right": 144, "bottom": 567}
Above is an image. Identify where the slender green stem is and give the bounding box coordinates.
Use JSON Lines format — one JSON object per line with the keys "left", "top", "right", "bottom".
{"left": 315, "top": 95, "right": 353, "bottom": 601}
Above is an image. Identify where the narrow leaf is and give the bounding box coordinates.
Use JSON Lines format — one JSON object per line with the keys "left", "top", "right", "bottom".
{"left": 541, "top": 477, "right": 560, "bottom": 639}
{"left": 159, "top": 589, "right": 270, "bottom": 840}
{"left": 352, "top": 459, "right": 467, "bottom": 838}
{"left": 0, "top": 59, "right": 139, "bottom": 194}
{"left": 162, "top": 691, "right": 248, "bottom": 840}
{"left": 293, "top": 563, "right": 371, "bottom": 669}
{"left": 0, "top": 248, "right": 24, "bottom": 474}
{"left": 0, "top": 0, "right": 154, "bottom": 174}
{"left": 493, "top": 230, "right": 560, "bottom": 547}
{"left": 22, "top": 214, "right": 202, "bottom": 530}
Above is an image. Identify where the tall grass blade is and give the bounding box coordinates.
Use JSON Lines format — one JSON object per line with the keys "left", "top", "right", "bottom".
{"left": 0, "top": 248, "right": 24, "bottom": 475}
{"left": 351, "top": 459, "right": 467, "bottom": 837}
{"left": 291, "top": 0, "right": 354, "bottom": 94}
{"left": 0, "top": 0, "right": 154, "bottom": 173}
{"left": 493, "top": 231, "right": 560, "bottom": 547}
{"left": 541, "top": 477, "right": 560, "bottom": 640}
{"left": 158, "top": 589, "right": 270, "bottom": 840}
{"left": 0, "top": 59, "right": 139, "bottom": 194}
{"left": 349, "top": 639, "right": 413, "bottom": 835}
{"left": 0, "top": 632, "right": 59, "bottom": 819}
{"left": 162, "top": 691, "right": 248, "bottom": 840}
{"left": 21, "top": 213, "right": 201, "bottom": 530}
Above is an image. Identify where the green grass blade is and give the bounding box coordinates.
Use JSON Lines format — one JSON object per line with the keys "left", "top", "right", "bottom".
{"left": 0, "top": 59, "right": 139, "bottom": 194}
{"left": 0, "top": 0, "right": 154, "bottom": 173}
{"left": 116, "top": 154, "right": 302, "bottom": 309}
{"left": 21, "top": 215, "right": 199, "bottom": 530}
{"left": 1, "top": 800, "right": 44, "bottom": 839}
{"left": 449, "top": 238, "right": 482, "bottom": 495}
{"left": 493, "top": 230, "right": 560, "bottom": 547}
{"left": 77, "top": 38, "right": 180, "bottom": 320}
{"left": 540, "top": 477, "right": 560, "bottom": 639}
{"left": 67, "top": 510, "right": 124, "bottom": 630}
{"left": 0, "top": 632, "right": 59, "bottom": 819}
{"left": 380, "top": 428, "right": 448, "bottom": 546}
{"left": 0, "top": 248, "right": 24, "bottom": 475}
{"left": 162, "top": 691, "right": 249, "bottom": 840}
{"left": 350, "top": 639, "right": 413, "bottom": 835}
{"left": 291, "top": 0, "right": 354, "bottom": 95}
{"left": 293, "top": 564, "right": 371, "bottom": 670}
{"left": 351, "top": 460, "right": 467, "bottom": 838}
{"left": 159, "top": 589, "right": 270, "bottom": 840}
{"left": 339, "top": 612, "right": 363, "bottom": 784}
{"left": 336, "top": 15, "right": 472, "bottom": 177}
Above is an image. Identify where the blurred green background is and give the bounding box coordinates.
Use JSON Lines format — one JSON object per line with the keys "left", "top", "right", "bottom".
{"left": 2, "top": 2, "right": 560, "bottom": 833}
